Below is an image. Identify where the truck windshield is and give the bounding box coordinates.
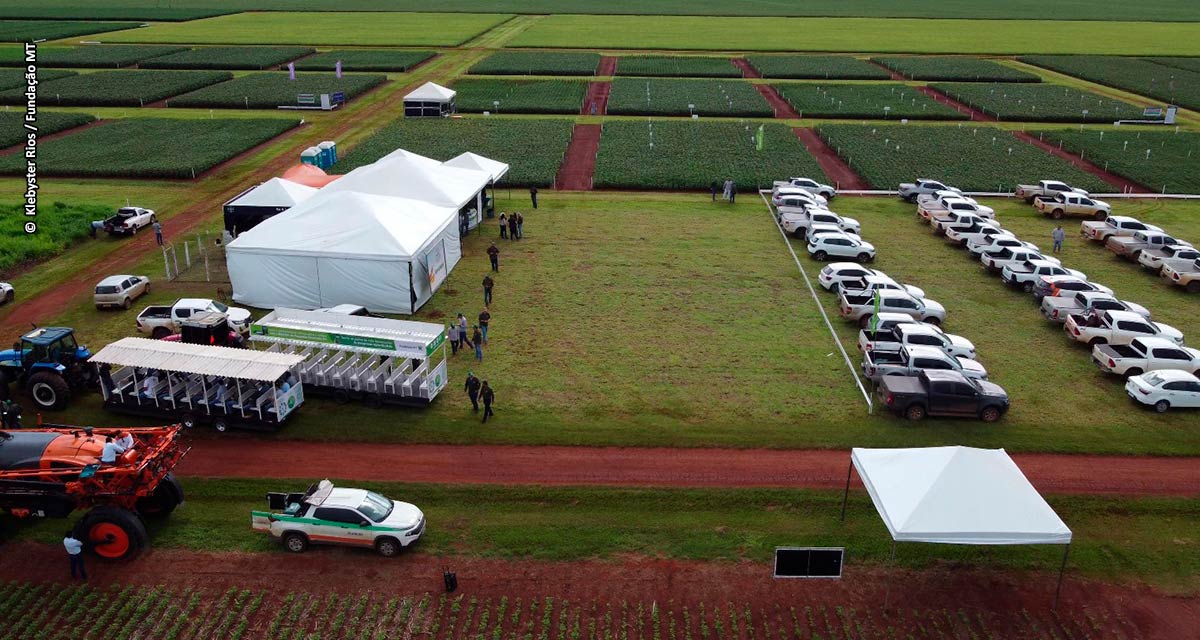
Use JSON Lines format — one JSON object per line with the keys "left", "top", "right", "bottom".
{"left": 210, "top": 301, "right": 229, "bottom": 313}
{"left": 358, "top": 491, "right": 394, "bottom": 522}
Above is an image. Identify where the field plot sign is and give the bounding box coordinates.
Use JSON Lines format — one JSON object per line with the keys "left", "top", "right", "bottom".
{"left": 774, "top": 547, "right": 844, "bottom": 579}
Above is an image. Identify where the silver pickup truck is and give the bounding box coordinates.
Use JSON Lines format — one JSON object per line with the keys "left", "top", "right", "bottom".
{"left": 1080, "top": 216, "right": 1161, "bottom": 243}
{"left": 862, "top": 345, "right": 987, "bottom": 382}
{"left": 1040, "top": 291, "right": 1151, "bottom": 324}
{"left": 838, "top": 288, "right": 947, "bottom": 329}
{"left": 858, "top": 322, "right": 976, "bottom": 359}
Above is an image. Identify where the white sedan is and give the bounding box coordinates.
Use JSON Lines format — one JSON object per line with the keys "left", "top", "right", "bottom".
{"left": 808, "top": 233, "right": 875, "bottom": 263}
{"left": 1126, "top": 370, "right": 1200, "bottom": 413}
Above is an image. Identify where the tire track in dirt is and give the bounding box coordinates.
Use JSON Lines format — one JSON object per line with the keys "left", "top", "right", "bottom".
{"left": 175, "top": 441, "right": 1200, "bottom": 497}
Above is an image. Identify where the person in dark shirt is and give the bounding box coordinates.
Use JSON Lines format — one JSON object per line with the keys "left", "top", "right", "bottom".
{"left": 498, "top": 212, "right": 508, "bottom": 239}
{"left": 482, "top": 274, "right": 494, "bottom": 306}
{"left": 480, "top": 381, "right": 495, "bottom": 423}
{"left": 478, "top": 308, "right": 491, "bottom": 344}
{"left": 487, "top": 242, "right": 500, "bottom": 271}
{"left": 464, "top": 371, "right": 481, "bottom": 412}
{"left": 529, "top": 186, "right": 538, "bottom": 209}
{"left": 472, "top": 326, "right": 484, "bottom": 361}
{"left": 710, "top": 180, "right": 719, "bottom": 202}
{"left": 515, "top": 212, "right": 524, "bottom": 239}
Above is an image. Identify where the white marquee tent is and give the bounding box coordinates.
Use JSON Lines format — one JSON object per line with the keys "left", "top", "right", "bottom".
{"left": 226, "top": 190, "right": 461, "bottom": 314}
{"left": 222, "top": 177, "right": 320, "bottom": 235}
{"left": 443, "top": 151, "right": 510, "bottom": 183}
{"left": 403, "top": 81, "right": 456, "bottom": 117}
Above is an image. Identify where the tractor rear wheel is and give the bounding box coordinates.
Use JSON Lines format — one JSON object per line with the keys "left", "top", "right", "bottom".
{"left": 27, "top": 371, "right": 70, "bottom": 410}
{"left": 78, "top": 506, "right": 148, "bottom": 561}
{"left": 136, "top": 472, "right": 184, "bottom": 517}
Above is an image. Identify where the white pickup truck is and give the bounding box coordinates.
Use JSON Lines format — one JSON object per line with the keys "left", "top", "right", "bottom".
{"left": 1137, "top": 244, "right": 1200, "bottom": 274}
{"left": 862, "top": 345, "right": 987, "bottom": 382}
{"left": 968, "top": 236, "right": 1038, "bottom": 257}
{"left": 858, "top": 322, "right": 976, "bottom": 359}
{"left": 944, "top": 221, "right": 1010, "bottom": 247}
{"left": 932, "top": 212, "right": 997, "bottom": 237}
{"left": 101, "top": 207, "right": 157, "bottom": 237}
{"left": 1080, "top": 216, "right": 1161, "bottom": 243}
{"left": 980, "top": 247, "right": 1060, "bottom": 272}
{"left": 899, "top": 179, "right": 960, "bottom": 203}
{"left": 1034, "top": 192, "right": 1111, "bottom": 220}
{"left": 839, "top": 288, "right": 946, "bottom": 328}
{"left": 772, "top": 188, "right": 827, "bottom": 208}
{"left": 773, "top": 177, "right": 836, "bottom": 200}
{"left": 924, "top": 200, "right": 995, "bottom": 227}
{"left": 137, "top": 298, "right": 253, "bottom": 339}
{"left": 841, "top": 274, "right": 925, "bottom": 300}
{"left": 1015, "top": 180, "right": 1088, "bottom": 204}
{"left": 1093, "top": 337, "right": 1200, "bottom": 377}
{"left": 1040, "top": 291, "right": 1150, "bottom": 324}
{"left": 1107, "top": 231, "right": 1192, "bottom": 261}
{"left": 1000, "top": 259, "right": 1085, "bottom": 292}
{"left": 780, "top": 209, "right": 860, "bottom": 238}
{"left": 1065, "top": 310, "right": 1183, "bottom": 347}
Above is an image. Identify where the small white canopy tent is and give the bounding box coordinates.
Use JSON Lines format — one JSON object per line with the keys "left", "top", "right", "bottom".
{"left": 842, "top": 446, "right": 1073, "bottom": 607}
{"left": 444, "top": 152, "right": 510, "bottom": 183}
{"left": 226, "top": 190, "right": 461, "bottom": 314}
{"left": 404, "top": 81, "right": 456, "bottom": 117}
{"left": 222, "top": 177, "right": 319, "bottom": 235}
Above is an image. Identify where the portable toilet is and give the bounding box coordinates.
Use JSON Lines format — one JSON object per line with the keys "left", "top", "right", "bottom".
{"left": 301, "top": 147, "right": 321, "bottom": 167}
{"left": 318, "top": 141, "right": 336, "bottom": 167}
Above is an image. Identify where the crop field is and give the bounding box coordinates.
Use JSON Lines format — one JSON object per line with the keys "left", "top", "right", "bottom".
{"left": 452, "top": 78, "right": 587, "bottom": 114}
{"left": 1036, "top": 129, "right": 1200, "bottom": 194}
{"left": 166, "top": 72, "right": 387, "bottom": 109}
{"left": 0, "top": 44, "right": 186, "bottom": 68}
{"left": 606, "top": 78, "right": 772, "bottom": 117}
{"left": 98, "top": 11, "right": 514, "bottom": 46}
{"left": 0, "top": 110, "right": 93, "bottom": 147}
{"left": 773, "top": 83, "right": 967, "bottom": 120}
{"left": 338, "top": 118, "right": 573, "bottom": 186}
{"left": 0, "top": 19, "right": 140, "bottom": 41}
{"left": 508, "top": 16, "right": 1200, "bottom": 55}
{"left": 296, "top": 49, "right": 436, "bottom": 72}
{"left": 0, "top": 117, "right": 300, "bottom": 179}
{"left": 0, "top": 69, "right": 231, "bottom": 107}
{"left": 0, "top": 6, "right": 230, "bottom": 20}
{"left": 468, "top": 51, "right": 600, "bottom": 76}
{"left": 1020, "top": 55, "right": 1200, "bottom": 111}
{"left": 817, "top": 124, "right": 1109, "bottom": 191}
{"left": 1144, "top": 56, "right": 1200, "bottom": 74}
{"left": 930, "top": 83, "right": 1147, "bottom": 122}
{"left": 614, "top": 55, "right": 740, "bottom": 78}
{"left": 872, "top": 56, "right": 1040, "bottom": 82}
{"left": 0, "top": 202, "right": 108, "bottom": 273}
{"left": 594, "top": 121, "right": 822, "bottom": 189}
{"left": 0, "top": 68, "right": 74, "bottom": 91}
{"left": 139, "top": 45, "right": 315, "bottom": 70}
{"left": 746, "top": 55, "right": 891, "bottom": 80}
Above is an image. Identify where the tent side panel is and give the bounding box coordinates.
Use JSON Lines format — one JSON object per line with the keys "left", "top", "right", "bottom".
{"left": 228, "top": 251, "right": 323, "bottom": 310}
{"left": 316, "top": 258, "right": 413, "bottom": 314}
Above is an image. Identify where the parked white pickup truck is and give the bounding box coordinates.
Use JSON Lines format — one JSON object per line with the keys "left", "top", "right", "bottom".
{"left": 841, "top": 274, "right": 925, "bottom": 300}
{"left": 1094, "top": 337, "right": 1200, "bottom": 377}
{"left": 817, "top": 263, "right": 878, "bottom": 292}
{"left": 968, "top": 236, "right": 1038, "bottom": 257}
{"left": 899, "top": 179, "right": 960, "bottom": 203}
{"left": 932, "top": 212, "right": 997, "bottom": 237}
{"left": 772, "top": 188, "right": 827, "bottom": 208}
{"left": 862, "top": 345, "right": 987, "bottom": 382}
{"left": 980, "top": 247, "right": 1060, "bottom": 272}
{"left": 772, "top": 177, "right": 836, "bottom": 200}
{"left": 1040, "top": 291, "right": 1150, "bottom": 324}
{"left": 924, "top": 200, "right": 996, "bottom": 226}
{"left": 858, "top": 322, "right": 976, "bottom": 359}
{"left": 137, "top": 298, "right": 252, "bottom": 339}
{"left": 1137, "top": 244, "right": 1200, "bottom": 274}
{"left": 1080, "top": 216, "right": 1161, "bottom": 243}
{"left": 1015, "top": 180, "right": 1087, "bottom": 204}
{"left": 808, "top": 233, "right": 875, "bottom": 262}
{"left": 780, "top": 209, "right": 860, "bottom": 238}
{"left": 101, "top": 207, "right": 157, "bottom": 237}
{"left": 839, "top": 289, "right": 946, "bottom": 328}
{"left": 1107, "top": 231, "right": 1192, "bottom": 261}
{"left": 1001, "top": 259, "right": 1084, "bottom": 292}
{"left": 1161, "top": 259, "right": 1200, "bottom": 294}
{"left": 1034, "top": 192, "right": 1110, "bottom": 220}
{"left": 1066, "top": 310, "right": 1183, "bottom": 347}
{"left": 944, "top": 221, "right": 1010, "bottom": 247}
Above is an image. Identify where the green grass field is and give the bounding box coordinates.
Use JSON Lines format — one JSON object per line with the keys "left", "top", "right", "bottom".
{"left": 97, "top": 11, "right": 514, "bottom": 46}
{"left": 0, "top": 44, "right": 186, "bottom": 68}
{"left": 773, "top": 83, "right": 967, "bottom": 120}
{"left": 510, "top": 16, "right": 1200, "bottom": 55}
{"left": 165, "top": 71, "right": 386, "bottom": 109}
{"left": 452, "top": 78, "right": 587, "bottom": 114}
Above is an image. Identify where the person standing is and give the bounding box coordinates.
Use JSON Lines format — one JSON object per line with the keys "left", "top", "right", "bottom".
{"left": 529, "top": 186, "right": 538, "bottom": 209}
{"left": 482, "top": 274, "right": 494, "bottom": 306}
{"left": 64, "top": 532, "right": 86, "bottom": 581}
{"left": 464, "top": 371, "right": 481, "bottom": 412}
{"left": 722, "top": 179, "right": 732, "bottom": 201}
{"left": 458, "top": 314, "right": 471, "bottom": 350}
{"left": 153, "top": 220, "right": 164, "bottom": 247}
{"left": 487, "top": 242, "right": 500, "bottom": 272}
{"left": 1052, "top": 225, "right": 1066, "bottom": 254}
{"left": 479, "top": 308, "right": 491, "bottom": 344}
{"left": 480, "top": 381, "right": 495, "bottom": 423}
{"left": 710, "top": 180, "right": 719, "bottom": 202}
{"left": 472, "top": 326, "right": 484, "bottom": 361}
{"left": 498, "top": 213, "right": 508, "bottom": 239}
{"left": 729, "top": 181, "right": 737, "bottom": 204}
{"left": 448, "top": 323, "right": 459, "bottom": 356}
{"left": 515, "top": 212, "right": 524, "bottom": 239}
{"left": 507, "top": 214, "right": 518, "bottom": 241}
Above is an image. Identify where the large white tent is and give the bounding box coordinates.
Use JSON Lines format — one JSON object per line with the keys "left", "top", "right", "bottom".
{"left": 226, "top": 190, "right": 461, "bottom": 314}
{"left": 443, "top": 152, "right": 510, "bottom": 183}
{"left": 222, "top": 177, "right": 319, "bottom": 235}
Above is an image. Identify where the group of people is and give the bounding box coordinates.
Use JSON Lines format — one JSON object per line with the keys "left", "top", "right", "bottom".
{"left": 447, "top": 310, "right": 488, "bottom": 362}
{"left": 711, "top": 179, "right": 738, "bottom": 203}
{"left": 497, "top": 211, "right": 525, "bottom": 241}
{"left": 463, "top": 371, "right": 496, "bottom": 422}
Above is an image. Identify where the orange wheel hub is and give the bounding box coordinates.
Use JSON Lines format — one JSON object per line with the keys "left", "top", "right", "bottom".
{"left": 89, "top": 522, "right": 130, "bottom": 559}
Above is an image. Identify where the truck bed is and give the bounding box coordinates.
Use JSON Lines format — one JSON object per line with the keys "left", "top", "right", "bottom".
{"left": 137, "top": 306, "right": 172, "bottom": 320}
{"left": 878, "top": 375, "right": 924, "bottom": 395}
{"left": 865, "top": 349, "right": 905, "bottom": 366}
{"left": 1095, "top": 344, "right": 1139, "bottom": 359}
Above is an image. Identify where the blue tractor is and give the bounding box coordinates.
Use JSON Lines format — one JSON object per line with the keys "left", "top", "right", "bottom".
{"left": 0, "top": 327, "right": 95, "bottom": 411}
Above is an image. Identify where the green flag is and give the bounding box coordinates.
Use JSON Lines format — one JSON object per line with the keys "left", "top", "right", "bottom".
{"left": 870, "top": 290, "right": 880, "bottom": 333}
{"left": 755, "top": 124, "right": 764, "bottom": 151}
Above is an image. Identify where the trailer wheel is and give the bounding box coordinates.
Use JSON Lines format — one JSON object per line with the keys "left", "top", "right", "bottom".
{"left": 904, "top": 404, "right": 927, "bottom": 421}
{"left": 212, "top": 419, "right": 228, "bottom": 433}
{"left": 151, "top": 327, "right": 171, "bottom": 340}
{"left": 137, "top": 472, "right": 184, "bottom": 517}
{"left": 180, "top": 413, "right": 198, "bottom": 429}
{"left": 28, "top": 371, "right": 70, "bottom": 410}
{"left": 283, "top": 532, "right": 309, "bottom": 553}
{"left": 375, "top": 537, "right": 402, "bottom": 557}
{"left": 79, "top": 506, "right": 148, "bottom": 561}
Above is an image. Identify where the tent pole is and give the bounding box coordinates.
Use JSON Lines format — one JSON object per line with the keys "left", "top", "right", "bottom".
{"left": 1053, "top": 543, "right": 1070, "bottom": 611}
{"left": 883, "top": 540, "right": 897, "bottom": 611}
{"left": 840, "top": 461, "right": 853, "bottom": 522}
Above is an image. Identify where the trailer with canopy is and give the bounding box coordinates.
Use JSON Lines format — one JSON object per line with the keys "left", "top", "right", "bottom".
{"left": 249, "top": 307, "right": 448, "bottom": 407}
{"left": 89, "top": 337, "right": 307, "bottom": 432}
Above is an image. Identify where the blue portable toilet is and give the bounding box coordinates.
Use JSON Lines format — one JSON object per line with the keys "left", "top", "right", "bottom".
{"left": 301, "top": 147, "right": 321, "bottom": 167}
{"left": 318, "top": 141, "right": 336, "bottom": 167}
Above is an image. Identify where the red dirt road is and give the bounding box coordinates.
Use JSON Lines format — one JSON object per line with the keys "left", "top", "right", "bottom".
{"left": 751, "top": 83, "right": 799, "bottom": 119}
{"left": 792, "top": 128, "right": 871, "bottom": 190}
{"left": 867, "top": 59, "right": 907, "bottom": 81}
{"left": 732, "top": 58, "right": 761, "bottom": 79}
{"left": 176, "top": 441, "right": 1200, "bottom": 496}
{"left": 581, "top": 80, "right": 610, "bottom": 115}
{"left": 555, "top": 123, "right": 602, "bottom": 190}
{"left": 597, "top": 55, "right": 617, "bottom": 76}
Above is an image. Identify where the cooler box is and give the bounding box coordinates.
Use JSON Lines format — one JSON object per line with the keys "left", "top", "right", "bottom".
{"left": 300, "top": 147, "right": 321, "bottom": 167}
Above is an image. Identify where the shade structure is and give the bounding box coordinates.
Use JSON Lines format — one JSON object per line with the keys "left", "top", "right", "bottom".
{"left": 91, "top": 337, "right": 306, "bottom": 382}
{"left": 404, "top": 81, "right": 456, "bottom": 102}
{"left": 223, "top": 177, "right": 320, "bottom": 235}
{"left": 403, "top": 81, "right": 456, "bottom": 117}
{"left": 443, "top": 151, "right": 509, "bottom": 183}
{"left": 850, "top": 446, "right": 1072, "bottom": 545}
{"left": 226, "top": 190, "right": 461, "bottom": 314}
{"left": 321, "top": 149, "right": 492, "bottom": 210}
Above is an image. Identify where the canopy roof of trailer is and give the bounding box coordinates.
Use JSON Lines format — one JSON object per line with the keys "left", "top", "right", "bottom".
{"left": 91, "top": 337, "right": 306, "bottom": 382}
{"left": 250, "top": 307, "right": 446, "bottom": 359}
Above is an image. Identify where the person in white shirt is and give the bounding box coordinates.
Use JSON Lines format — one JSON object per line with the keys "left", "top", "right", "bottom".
{"left": 140, "top": 370, "right": 159, "bottom": 400}
{"left": 100, "top": 436, "right": 126, "bottom": 465}
{"left": 115, "top": 431, "right": 134, "bottom": 451}
{"left": 64, "top": 532, "right": 86, "bottom": 580}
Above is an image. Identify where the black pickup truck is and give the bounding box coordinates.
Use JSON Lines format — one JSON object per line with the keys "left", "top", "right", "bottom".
{"left": 877, "top": 370, "right": 1009, "bottom": 422}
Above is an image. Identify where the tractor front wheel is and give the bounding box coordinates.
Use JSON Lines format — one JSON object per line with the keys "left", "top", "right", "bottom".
{"left": 27, "top": 371, "right": 70, "bottom": 410}
{"left": 136, "top": 472, "right": 184, "bottom": 517}
{"left": 78, "top": 506, "right": 148, "bottom": 561}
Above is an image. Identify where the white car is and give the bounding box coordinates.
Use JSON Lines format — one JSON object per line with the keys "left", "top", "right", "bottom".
{"left": 252, "top": 480, "right": 425, "bottom": 557}
{"left": 1126, "top": 370, "right": 1200, "bottom": 413}
{"left": 93, "top": 274, "right": 151, "bottom": 310}
{"left": 808, "top": 233, "right": 875, "bottom": 262}
{"left": 807, "top": 222, "right": 861, "bottom": 242}
{"left": 772, "top": 188, "right": 827, "bottom": 207}
{"left": 968, "top": 236, "right": 1039, "bottom": 257}
{"left": 773, "top": 177, "right": 836, "bottom": 200}
{"left": 0, "top": 282, "right": 11, "bottom": 305}
{"left": 817, "top": 263, "right": 876, "bottom": 292}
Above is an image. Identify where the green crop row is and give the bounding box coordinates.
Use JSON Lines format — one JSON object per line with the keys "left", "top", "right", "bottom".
{"left": 931, "top": 82, "right": 1147, "bottom": 122}
{"left": 0, "top": 69, "right": 231, "bottom": 107}
{"left": 816, "top": 124, "right": 1108, "bottom": 192}
{"left": 607, "top": 78, "right": 772, "bottom": 117}
{"left": 140, "top": 46, "right": 315, "bottom": 70}
{"left": 1021, "top": 55, "right": 1200, "bottom": 111}
{"left": 1144, "top": 57, "right": 1200, "bottom": 74}
{"left": 594, "top": 120, "right": 825, "bottom": 189}
{"left": 0, "top": 68, "right": 74, "bottom": 90}
{"left": 774, "top": 83, "right": 966, "bottom": 119}
{"left": 453, "top": 78, "right": 587, "bottom": 114}
{"left": 747, "top": 55, "right": 891, "bottom": 79}
{"left": 468, "top": 51, "right": 600, "bottom": 76}
{"left": 874, "top": 56, "right": 1040, "bottom": 82}
{"left": 0, "top": 110, "right": 94, "bottom": 147}
{"left": 0, "top": 202, "right": 109, "bottom": 273}
{"left": 0, "top": 19, "right": 141, "bottom": 41}
{"left": 166, "top": 71, "right": 386, "bottom": 109}
{"left": 0, "top": 44, "right": 186, "bottom": 68}
{"left": 338, "top": 117, "right": 574, "bottom": 187}
{"left": 614, "top": 55, "right": 740, "bottom": 77}
{"left": 0, "top": 7, "right": 230, "bottom": 20}
{"left": 295, "top": 49, "right": 436, "bottom": 72}
{"left": 0, "top": 117, "right": 300, "bottom": 179}
{"left": 1036, "top": 129, "right": 1200, "bottom": 194}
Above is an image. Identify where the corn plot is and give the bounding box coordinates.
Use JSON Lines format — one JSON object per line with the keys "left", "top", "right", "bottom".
{"left": 607, "top": 79, "right": 772, "bottom": 117}
{"left": 873, "top": 56, "right": 1040, "bottom": 82}
{"left": 931, "top": 83, "right": 1147, "bottom": 122}
{"left": 0, "top": 45, "right": 187, "bottom": 68}
{"left": 166, "top": 72, "right": 386, "bottom": 109}
{"left": 1020, "top": 55, "right": 1200, "bottom": 112}
{"left": 453, "top": 78, "right": 588, "bottom": 113}
{"left": 773, "top": 83, "right": 966, "bottom": 120}
{"left": 746, "top": 55, "right": 891, "bottom": 80}
{"left": 139, "top": 46, "right": 315, "bottom": 70}
{"left": 614, "top": 55, "right": 740, "bottom": 78}
{"left": 0, "top": 69, "right": 231, "bottom": 106}
{"left": 1036, "top": 129, "right": 1200, "bottom": 194}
